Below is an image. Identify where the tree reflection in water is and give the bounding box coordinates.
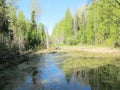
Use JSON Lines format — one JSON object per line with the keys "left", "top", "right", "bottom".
{"left": 64, "top": 64, "right": 120, "bottom": 90}
{"left": 88, "top": 64, "right": 120, "bottom": 90}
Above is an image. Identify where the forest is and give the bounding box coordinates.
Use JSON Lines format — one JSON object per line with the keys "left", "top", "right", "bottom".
{"left": 0, "top": 0, "right": 120, "bottom": 57}
{"left": 0, "top": 0, "right": 120, "bottom": 90}
{"left": 52, "top": 0, "right": 120, "bottom": 47}
{"left": 0, "top": 0, "right": 46, "bottom": 57}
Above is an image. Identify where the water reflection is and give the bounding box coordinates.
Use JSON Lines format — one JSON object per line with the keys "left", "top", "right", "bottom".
{"left": 88, "top": 64, "right": 120, "bottom": 90}
{"left": 13, "top": 53, "right": 91, "bottom": 90}
{"left": 38, "top": 54, "right": 91, "bottom": 90}
{"left": 0, "top": 53, "right": 120, "bottom": 90}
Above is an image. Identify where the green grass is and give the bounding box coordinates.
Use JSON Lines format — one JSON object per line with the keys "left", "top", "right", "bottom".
{"left": 54, "top": 46, "right": 120, "bottom": 75}
{"left": 61, "top": 56, "right": 120, "bottom": 78}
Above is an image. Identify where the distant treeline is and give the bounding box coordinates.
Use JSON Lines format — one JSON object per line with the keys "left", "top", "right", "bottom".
{"left": 52, "top": 0, "right": 120, "bottom": 48}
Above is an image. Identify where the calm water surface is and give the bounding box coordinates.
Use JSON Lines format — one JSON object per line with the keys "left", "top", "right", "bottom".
{"left": 0, "top": 53, "right": 120, "bottom": 90}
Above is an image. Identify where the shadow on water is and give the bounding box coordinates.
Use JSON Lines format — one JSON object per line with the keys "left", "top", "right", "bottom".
{"left": 0, "top": 53, "right": 120, "bottom": 90}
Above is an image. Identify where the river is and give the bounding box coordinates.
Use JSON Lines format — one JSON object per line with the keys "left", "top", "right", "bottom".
{"left": 0, "top": 52, "right": 120, "bottom": 90}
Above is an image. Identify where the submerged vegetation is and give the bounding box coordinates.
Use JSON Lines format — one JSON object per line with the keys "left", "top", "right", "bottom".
{"left": 52, "top": 46, "right": 120, "bottom": 90}
{"left": 57, "top": 46, "right": 120, "bottom": 74}
{"left": 59, "top": 50, "right": 120, "bottom": 90}
{"left": 0, "top": 0, "right": 120, "bottom": 90}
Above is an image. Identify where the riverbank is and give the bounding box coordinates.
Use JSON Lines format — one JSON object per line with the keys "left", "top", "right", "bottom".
{"left": 58, "top": 45, "right": 120, "bottom": 58}
{"left": 60, "top": 45, "right": 120, "bottom": 53}
{"left": 50, "top": 45, "right": 120, "bottom": 72}
{"left": 1, "top": 45, "right": 120, "bottom": 70}
{"left": 0, "top": 52, "right": 30, "bottom": 70}
{"left": 0, "top": 46, "right": 119, "bottom": 90}
{"left": 31, "top": 45, "right": 120, "bottom": 58}
{"left": 0, "top": 48, "right": 56, "bottom": 70}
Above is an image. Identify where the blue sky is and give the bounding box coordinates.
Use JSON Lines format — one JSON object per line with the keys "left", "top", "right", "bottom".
{"left": 18, "top": 0, "right": 89, "bottom": 35}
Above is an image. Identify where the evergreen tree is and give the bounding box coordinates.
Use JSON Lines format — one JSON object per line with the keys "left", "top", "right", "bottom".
{"left": 52, "top": 0, "right": 120, "bottom": 48}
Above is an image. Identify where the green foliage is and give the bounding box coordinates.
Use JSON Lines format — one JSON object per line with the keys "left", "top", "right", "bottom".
{"left": 52, "top": 0, "right": 120, "bottom": 48}
{"left": 30, "top": 10, "right": 37, "bottom": 31}
{"left": 52, "top": 9, "right": 73, "bottom": 44}
{"left": 26, "top": 11, "right": 46, "bottom": 50}
{"left": 0, "top": 0, "right": 9, "bottom": 33}
{"left": 0, "top": 42, "right": 9, "bottom": 54}
{"left": 64, "top": 9, "right": 73, "bottom": 40}
{"left": 0, "top": 1, "right": 46, "bottom": 53}
{"left": 66, "top": 37, "right": 78, "bottom": 45}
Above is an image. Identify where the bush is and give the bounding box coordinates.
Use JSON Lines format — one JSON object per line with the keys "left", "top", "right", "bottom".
{"left": 114, "top": 42, "right": 120, "bottom": 48}
{"left": 66, "top": 37, "right": 78, "bottom": 45}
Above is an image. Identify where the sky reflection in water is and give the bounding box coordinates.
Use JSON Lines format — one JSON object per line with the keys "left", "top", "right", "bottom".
{"left": 16, "top": 54, "right": 91, "bottom": 90}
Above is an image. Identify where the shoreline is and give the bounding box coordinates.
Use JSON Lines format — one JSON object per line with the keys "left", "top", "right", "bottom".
{"left": 30, "top": 45, "right": 120, "bottom": 58}
{"left": 59, "top": 45, "right": 120, "bottom": 54}
{"left": 0, "top": 45, "right": 120, "bottom": 70}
